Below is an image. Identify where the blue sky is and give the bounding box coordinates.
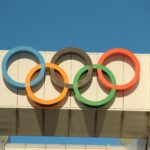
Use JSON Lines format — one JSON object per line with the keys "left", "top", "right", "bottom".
{"left": 0, "top": 0, "right": 149, "bottom": 145}
{"left": 0, "top": 0, "right": 150, "bottom": 53}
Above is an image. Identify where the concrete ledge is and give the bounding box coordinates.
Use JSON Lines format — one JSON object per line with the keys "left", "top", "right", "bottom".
{"left": 4, "top": 142, "right": 147, "bottom": 150}
{"left": 0, "top": 108, "right": 150, "bottom": 138}
{"left": 4, "top": 144, "right": 128, "bottom": 150}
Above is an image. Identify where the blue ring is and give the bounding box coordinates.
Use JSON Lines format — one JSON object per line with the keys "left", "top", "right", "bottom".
{"left": 2, "top": 46, "right": 45, "bottom": 89}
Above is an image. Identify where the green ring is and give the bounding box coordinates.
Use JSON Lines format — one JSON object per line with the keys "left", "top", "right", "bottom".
{"left": 73, "top": 64, "right": 116, "bottom": 107}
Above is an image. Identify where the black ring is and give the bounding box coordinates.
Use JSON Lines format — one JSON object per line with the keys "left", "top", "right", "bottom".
{"left": 50, "top": 47, "right": 93, "bottom": 90}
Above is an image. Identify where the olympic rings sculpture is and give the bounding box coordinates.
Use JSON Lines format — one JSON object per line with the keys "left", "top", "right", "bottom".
{"left": 2, "top": 46, "right": 140, "bottom": 107}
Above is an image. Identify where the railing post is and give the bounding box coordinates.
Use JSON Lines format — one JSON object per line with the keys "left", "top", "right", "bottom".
{"left": 0, "top": 136, "right": 9, "bottom": 150}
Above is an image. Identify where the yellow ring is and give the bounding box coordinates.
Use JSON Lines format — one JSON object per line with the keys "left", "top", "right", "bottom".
{"left": 25, "top": 63, "right": 69, "bottom": 105}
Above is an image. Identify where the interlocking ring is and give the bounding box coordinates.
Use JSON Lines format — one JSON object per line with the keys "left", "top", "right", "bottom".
{"left": 1, "top": 46, "right": 141, "bottom": 107}
{"left": 2, "top": 46, "right": 45, "bottom": 89}
{"left": 25, "top": 63, "right": 69, "bottom": 105}
{"left": 50, "top": 47, "right": 93, "bottom": 90}
{"left": 73, "top": 64, "right": 116, "bottom": 107}
{"left": 97, "top": 48, "right": 140, "bottom": 91}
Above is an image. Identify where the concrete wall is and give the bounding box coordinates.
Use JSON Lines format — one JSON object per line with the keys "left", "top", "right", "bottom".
{"left": 3, "top": 144, "right": 127, "bottom": 150}
{"left": 0, "top": 50, "right": 150, "bottom": 138}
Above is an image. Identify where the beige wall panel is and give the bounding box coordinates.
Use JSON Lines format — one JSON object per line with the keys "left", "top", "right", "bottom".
{"left": 123, "top": 54, "right": 150, "bottom": 110}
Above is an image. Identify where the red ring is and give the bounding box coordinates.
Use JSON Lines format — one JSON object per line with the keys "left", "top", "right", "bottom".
{"left": 97, "top": 48, "right": 140, "bottom": 91}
